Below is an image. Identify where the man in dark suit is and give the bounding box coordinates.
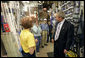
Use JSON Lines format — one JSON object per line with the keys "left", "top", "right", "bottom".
{"left": 47, "top": 20, "right": 53, "bottom": 43}
{"left": 52, "top": 11, "right": 74, "bottom": 57}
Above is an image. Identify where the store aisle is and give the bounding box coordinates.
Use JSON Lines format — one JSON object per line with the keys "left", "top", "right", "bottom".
{"left": 1, "top": 1, "right": 84, "bottom": 57}
{"left": 36, "top": 42, "right": 54, "bottom": 57}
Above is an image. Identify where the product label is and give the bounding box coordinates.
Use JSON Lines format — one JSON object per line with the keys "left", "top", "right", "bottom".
{"left": 3, "top": 23, "right": 10, "bottom": 32}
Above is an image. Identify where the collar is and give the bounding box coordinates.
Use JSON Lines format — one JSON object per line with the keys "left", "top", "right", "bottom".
{"left": 58, "top": 19, "right": 65, "bottom": 25}
{"left": 24, "top": 29, "right": 30, "bottom": 31}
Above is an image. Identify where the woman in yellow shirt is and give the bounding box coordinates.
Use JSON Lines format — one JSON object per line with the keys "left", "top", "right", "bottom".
{"left": 20, "top": 16, "right": 37, "bottom": 57}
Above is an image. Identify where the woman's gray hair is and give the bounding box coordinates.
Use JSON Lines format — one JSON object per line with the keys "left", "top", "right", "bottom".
{"left": 55, "top": 10, "right": 65, "bottom": 19}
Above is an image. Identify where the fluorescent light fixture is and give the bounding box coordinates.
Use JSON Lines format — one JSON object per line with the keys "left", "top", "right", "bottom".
{"left": 22, "top": 1, "right": 29, "bottom": 3}
{"left": 39, "top": 1, "right": 41, "bottom": 3}
{"left": 26, "top": 1, "right": 29, "bottom": 3}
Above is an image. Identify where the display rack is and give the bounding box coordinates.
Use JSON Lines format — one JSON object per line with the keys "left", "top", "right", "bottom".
{"left": 1, "top": 1, "right": 22, "bottom": 57}
{"left": 61, "top": 1, "right": 74, "bottom": 21}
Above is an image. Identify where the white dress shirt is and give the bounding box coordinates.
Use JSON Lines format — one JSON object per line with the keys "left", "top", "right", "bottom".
{"left": 55, "top": 19, "right": 65, "bottom": 41}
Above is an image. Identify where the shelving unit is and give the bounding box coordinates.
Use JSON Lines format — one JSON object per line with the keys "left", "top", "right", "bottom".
{"left": 1, "top": 1, "right": 39, "bottom": 57}
{"left": 1, "top": 1, "right": 22, "bottom": 57}
{"left": 63, "top": 6, "right": 74, "bottom": 12}
{"left": 62, "top": 1, "right": 74, "bottom": 20}
{"left": 61, "top": 1, "right": 70, "bottom": 7}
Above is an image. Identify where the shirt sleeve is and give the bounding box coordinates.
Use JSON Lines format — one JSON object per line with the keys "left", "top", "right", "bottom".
{"left": 27, "top": 34, "right": 36, "bottom": 48}
{"left": 39, "top": 25, "right": 42, "bottom": 33}
{"left": 32, "top": 26, "right": 38, "bottom": 34}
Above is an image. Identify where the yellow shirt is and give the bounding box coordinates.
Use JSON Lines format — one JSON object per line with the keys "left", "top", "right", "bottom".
{"left": 20, "top": 29, "right": 36, "bottom": 53}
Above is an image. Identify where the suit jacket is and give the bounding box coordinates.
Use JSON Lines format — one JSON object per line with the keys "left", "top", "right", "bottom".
{"left": 53, "top": 20, "right": 74, "bottom": 51}
{"left": 48, "top": 24, "right": 53, "bottom": 34}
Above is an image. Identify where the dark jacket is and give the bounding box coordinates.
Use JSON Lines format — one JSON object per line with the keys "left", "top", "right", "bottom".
{"left": 53, "top": 20, "right": 74, "bottom": 51}
{"left": 48, "top": 24, "right": 53, "bottom": 34}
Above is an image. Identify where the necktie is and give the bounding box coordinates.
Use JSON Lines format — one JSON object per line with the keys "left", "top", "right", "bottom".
{"left": 55, "top": 23, "right": 61, "bottom": 41}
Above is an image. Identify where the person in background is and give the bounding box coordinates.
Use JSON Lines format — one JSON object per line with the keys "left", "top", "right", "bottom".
{"left": 40, "top": 19, "right": 49, "bottom": 48}
{"left": 20, "top": 16, "right": 37, "bottom": 57}
{"left": 52, "top": 11, "right": 74, "bottom": 57}
{"left": 47, "top": 20, "right": 53, "bottom": 43}
{"left": 31, "top": 17, "right": 42, "bottom": 55}
{"left": 38, "top": 20, "right": 43, "bottom": 48}
{"left": 39, "top": 8, "right": 48, "bottom": 21}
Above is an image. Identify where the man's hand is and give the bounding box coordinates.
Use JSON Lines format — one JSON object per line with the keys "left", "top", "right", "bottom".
{"left": 35, "top": 39, "right": 38, "bottom": 43}
{"left": 52, "top": 39, "right": 54, "bottom": 43}
{"left": 64, "top": 49, "right": 68, "bottom": 54}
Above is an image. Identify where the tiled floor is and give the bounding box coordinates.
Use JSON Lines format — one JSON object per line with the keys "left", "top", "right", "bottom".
{"left": 36, "top": 42, "right": 54, "bottom": 57}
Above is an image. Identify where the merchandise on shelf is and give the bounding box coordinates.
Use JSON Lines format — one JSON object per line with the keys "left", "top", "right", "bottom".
{"left": 3, "top": 23, "right": 10, "bottom": 32}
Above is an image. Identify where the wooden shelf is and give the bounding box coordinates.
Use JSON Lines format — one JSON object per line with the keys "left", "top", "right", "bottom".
{"left": 65, "top": 17, "right": 73, "bottom": 19}
{"left": 63, "top": 6, "right": 74, "bottom": 12}
{"left": 66, "top": 13, "right": 73, "bottom": 16}
{"left": 61, "top": 1, "right": 70, "bottom": 7}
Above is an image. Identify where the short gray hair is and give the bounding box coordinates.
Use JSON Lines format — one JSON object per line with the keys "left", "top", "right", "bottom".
{"left": 55, "top": 10, "right": 65, "bottom": 19}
